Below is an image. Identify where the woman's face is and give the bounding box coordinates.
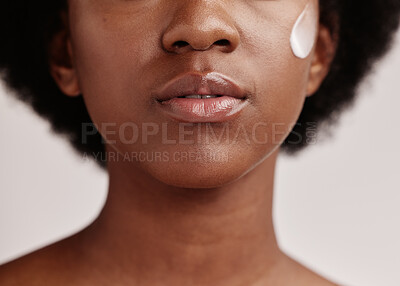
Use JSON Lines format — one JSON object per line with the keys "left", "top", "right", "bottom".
{"left": 63, "top": 0, "right": 326, "bottom": 188}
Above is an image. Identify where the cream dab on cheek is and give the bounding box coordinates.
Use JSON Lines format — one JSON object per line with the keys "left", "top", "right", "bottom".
{"left": 290, "top": 2, "right": 318, "bottom": 59}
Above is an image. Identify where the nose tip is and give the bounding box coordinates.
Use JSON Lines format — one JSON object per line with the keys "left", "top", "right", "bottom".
{"left": 161, "top": 6, "right": 240, "bottom": 54}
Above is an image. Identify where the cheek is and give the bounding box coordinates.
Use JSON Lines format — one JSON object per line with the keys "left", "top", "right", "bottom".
{"left": 238, "top": 7, "right": 313, "bottom": 142}
{"left": 69, "top": 6, "right": 161, "bottom": 127}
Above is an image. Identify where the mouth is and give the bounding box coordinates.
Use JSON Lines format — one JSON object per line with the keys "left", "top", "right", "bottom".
{"left": 175, "top": 94, "right": 223, "bottom": 99}
{"left": 154, "top": 72, "right": 249, "bottom": 123}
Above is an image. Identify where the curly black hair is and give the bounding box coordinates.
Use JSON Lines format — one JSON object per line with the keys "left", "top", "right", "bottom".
{"left": 0, "top": 1, "right": 399, "bottom": 169}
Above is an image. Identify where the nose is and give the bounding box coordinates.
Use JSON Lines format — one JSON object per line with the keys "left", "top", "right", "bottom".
{"left": 161, "top": 1, "right": 240, "bottom": 54}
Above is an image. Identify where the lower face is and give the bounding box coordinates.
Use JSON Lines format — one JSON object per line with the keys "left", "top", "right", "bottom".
{"left": 68, "top": 0, "right": 318, "bottom": 188}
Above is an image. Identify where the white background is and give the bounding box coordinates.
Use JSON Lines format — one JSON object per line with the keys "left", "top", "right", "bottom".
{"left": 1, "top": 30, "right": 400, "bottom": 286}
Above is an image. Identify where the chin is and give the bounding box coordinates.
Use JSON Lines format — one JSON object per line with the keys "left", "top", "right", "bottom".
{"left": 139, "top": 148, "right": 272, "bottom": 189}
{"left": 143, "top": 162, "right": 246, "bottom": 189}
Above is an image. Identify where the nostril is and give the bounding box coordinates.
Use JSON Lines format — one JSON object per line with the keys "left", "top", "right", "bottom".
{"left": 214, "top": 39, "right": 230, "bottom": 46}
{"left": 173, "top": 41, "right": 189, "bottom": 49}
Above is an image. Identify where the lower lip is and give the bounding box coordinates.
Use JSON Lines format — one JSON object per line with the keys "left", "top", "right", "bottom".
{"left": 157, "top": 96, "right": 248, "bottom": 123}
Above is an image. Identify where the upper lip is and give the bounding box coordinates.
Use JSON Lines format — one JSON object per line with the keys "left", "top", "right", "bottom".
{"left": 153, "top": 72, "right": 248, "bottom": 102}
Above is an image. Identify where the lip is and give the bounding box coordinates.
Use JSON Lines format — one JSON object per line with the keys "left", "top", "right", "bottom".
{"left": 153, "top": 72, "right": 249, "bottom": 123}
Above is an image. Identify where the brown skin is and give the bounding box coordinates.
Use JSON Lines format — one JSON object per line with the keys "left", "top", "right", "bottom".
{"left": 0, "top": 0, "right": 338, "bottom": 285}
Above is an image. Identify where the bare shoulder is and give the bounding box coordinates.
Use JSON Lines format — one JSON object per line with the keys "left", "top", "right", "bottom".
{"left": 277, "top": 253, "right": 340, "bottom": 286}
{"left": 0, "top": 235, "right": 85, "bottom": 286}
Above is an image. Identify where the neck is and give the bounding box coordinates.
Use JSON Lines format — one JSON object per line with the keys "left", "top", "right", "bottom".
{"left": 78, "top": 146, "right": 284, "bottom": 285}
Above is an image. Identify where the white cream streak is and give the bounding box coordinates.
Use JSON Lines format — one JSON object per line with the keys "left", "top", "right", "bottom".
{"left": 290, "top": 3, "right": 318, "bottom": 59}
